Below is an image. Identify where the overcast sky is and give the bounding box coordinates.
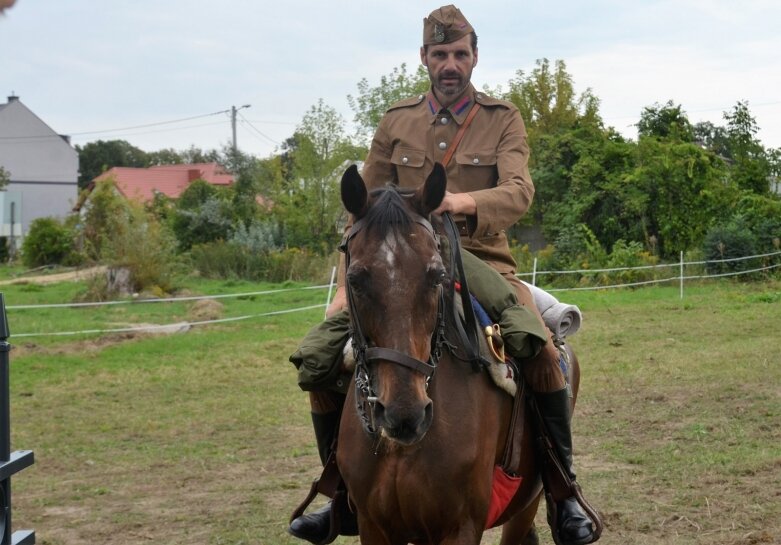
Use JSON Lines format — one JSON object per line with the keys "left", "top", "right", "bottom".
{"left": 2, "top": 0, "right": 780, "bottom": 159}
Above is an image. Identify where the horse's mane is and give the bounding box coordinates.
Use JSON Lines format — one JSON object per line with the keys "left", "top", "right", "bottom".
{"left": 364, "top": 186, "right": 414, "bottom": 235}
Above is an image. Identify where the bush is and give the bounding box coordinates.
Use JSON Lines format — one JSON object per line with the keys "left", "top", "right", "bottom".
{"left": 601, "top": 240, "right": 659, "bottom": 285}
{"left": 189, "top": 242, "right": 336, "bottom": 283}
{"left": 171, "top": 196, "right": 233, "bottom": 250}
{"left": 702, "top": 217, "right": 759, "bottom": 274}
{"left": 102, "top": 204, "right": 179, "bottom": 294}
{"left": 78, "top": 178, "right": 131, "bottom": 261}
{"left": 21, "top": 217, "right": 76, "bottom": 267}
{"left": 229, "top": 220, "right": 281, "bottom": 253}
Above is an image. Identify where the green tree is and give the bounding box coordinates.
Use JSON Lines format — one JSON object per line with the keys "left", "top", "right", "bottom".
{"left": 75, "top": 139, "right": 149, "bottom": 189}
{"left": 146, "top": 148, "right": 184, "bottom": 165}
{"left": 0, "top": 165, "right": 9, "bottom": 189}
{"left": 723, "top": 101, "right": 771, "bottom": 194}
{"left": 21, "top": 217, "right": 75, "bottom": 267}
{"left": 348, "top": 63, "right": 430, "bottom": 143}
{"left": 637, "top": 100, "right": 694, "bottom": 141}
{"left": 626, "top": 138, "right": 728, "bottom": 258}
{"left": 274, "top": 100, "right": 362, "bottom": 251}
{"left": 102, "top": 202, "right": 178, "bottom": 293}
{"left": 502, "top": 59, "right": 600, "bottom": 139}
{"left": 177, "top": 145, "right": 221, "bottom": 164}
{"left": 499, "top": 59, "right": 613, "bottom": 241}
{"left": 78, "top": 178, "right": 133, "bottom": 260}
{"left": 170, "top": 180, "right": 232, "bottom": 250}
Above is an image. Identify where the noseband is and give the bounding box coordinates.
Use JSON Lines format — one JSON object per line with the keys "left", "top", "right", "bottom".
{"left": 340, "top": 212, "right": 447, "bottom": 436}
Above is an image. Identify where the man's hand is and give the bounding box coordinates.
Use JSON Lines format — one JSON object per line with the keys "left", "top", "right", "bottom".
{"left": 433, "top": 191, "right": 476, "bottom": 216}
{"left": 326, "top": 286, "right": 348, "bottom": 318}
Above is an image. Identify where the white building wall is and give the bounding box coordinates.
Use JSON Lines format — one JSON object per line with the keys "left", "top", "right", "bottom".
{"left": 0, "top": 97, "right": 79, "bottom": 235}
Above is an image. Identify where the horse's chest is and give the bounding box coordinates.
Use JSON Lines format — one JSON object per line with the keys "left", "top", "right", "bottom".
{"left": 366, "top": 453, "right": 487, "bottom": 526}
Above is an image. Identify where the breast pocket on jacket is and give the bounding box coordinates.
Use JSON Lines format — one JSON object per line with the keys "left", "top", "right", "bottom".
{"left": 455, "top": 150, "right": 498, "bottom": 192}
{"left": 391, "top": 146, "right": 427, "bottom": 189}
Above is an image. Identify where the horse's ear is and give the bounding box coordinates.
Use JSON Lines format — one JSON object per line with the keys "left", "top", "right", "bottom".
{"left": 341, "top": 164, "right": 368, "bottom": 217}
{"left": 416, "top": 162, "right": 447, "bottom": 215}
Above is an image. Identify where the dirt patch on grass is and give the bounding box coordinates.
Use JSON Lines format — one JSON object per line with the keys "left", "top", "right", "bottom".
{"left": 0, "top": 266, "right": 107, "bottom": 285}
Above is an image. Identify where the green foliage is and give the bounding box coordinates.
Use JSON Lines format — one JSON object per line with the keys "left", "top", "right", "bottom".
{"left": 272, "top": 100, "right": 361, "bottom": 252}
{"left": 703, "top": 217, "right": 759, "bottom": 274}
{"left": 20, "top": 217, "right": 76, "bottom": 267}
{"left": 723, "top": 101, "right": 772, "bottom": 194}
{"left": 171, "top": 196, "right": 233, "bottom": 250}
{"left": 101, "top": 202, "right": 178, "bottom": 293}
{"left": 170, "top": 179, "right": 237, "bottom": 251}
{"left": 229, "top": 220, "right": 281, "bottom": 253}
{"left": 189, "top": 242, "right": 334, "bottom": 283}
{"left": 731, "top": 193, "right": 781, "bottom": 252}
{"left": 628, "top": 137, "right": 728, "bottom": 258}
{"left": 176, "top": 178, "right": 218, "bottom": 209}
{"left": 75, "top": 139, "right": 149, "bottom": 189}
{"left": 78, "top": 177, "right": 132, "bottom": 260}
{"left": 347, "top": 63, "right": 430, "bottom": 143}
{"left": 0, "top": 165, "right": 10, "bottom": 190}
{"left": 0, "top": 237, "right": 9, "bottom": 263}
{"left": 637, "top": 100, "right": 694, "bottom": 142}
{"left": 501, "top": 59, "right": 601, "bottom": 139}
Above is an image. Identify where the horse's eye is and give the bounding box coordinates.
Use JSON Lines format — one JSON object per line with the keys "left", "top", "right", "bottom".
{"left": 347, "top": 267, "right": 370, "bottom": 294}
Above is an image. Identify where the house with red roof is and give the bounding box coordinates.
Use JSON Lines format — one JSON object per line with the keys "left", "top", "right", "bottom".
{"left": 75, "top": 162, "right": 234, "bottom": 210}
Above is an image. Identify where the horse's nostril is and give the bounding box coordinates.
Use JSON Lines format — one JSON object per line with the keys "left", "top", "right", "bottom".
{"left": 378, "top": 399, "right": 433, "bottom": 445}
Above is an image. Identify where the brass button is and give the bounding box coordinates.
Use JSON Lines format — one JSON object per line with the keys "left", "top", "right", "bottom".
{"left": 473, "top": 157, "right": 480, "bottom": 164}
{"left": 439, "top": 142, "right": 447, "bottom": 150}
{"left": 440, "top": 117, "right": 449, "bottom": 125}
{"left": 402, "top": 156, "right": 409, "bottom": 164}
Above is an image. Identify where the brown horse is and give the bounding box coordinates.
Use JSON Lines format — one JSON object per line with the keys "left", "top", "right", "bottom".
{"left": 336, "top": 163, "right": 581, "bottom": 545}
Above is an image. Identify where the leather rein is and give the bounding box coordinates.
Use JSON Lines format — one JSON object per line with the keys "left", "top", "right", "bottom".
{"left": 340, "top": 208, "right": 487, "bottom": 436}
{"left": 340, "top": 212, "right": 447, "bottom": 436}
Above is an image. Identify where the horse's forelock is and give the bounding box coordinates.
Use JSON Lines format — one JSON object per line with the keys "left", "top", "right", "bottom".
{"left": 363, "top": 187, "right": 413, "bottom": 235}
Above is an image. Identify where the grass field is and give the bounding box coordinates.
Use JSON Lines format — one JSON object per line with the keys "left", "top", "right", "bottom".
{"left": 3, "top": 273, "right": 780, "bottom": 545}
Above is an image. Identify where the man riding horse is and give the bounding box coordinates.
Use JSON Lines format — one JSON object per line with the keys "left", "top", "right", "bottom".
{"left": 288, "top": 5, "right": 601, "bottom": 545}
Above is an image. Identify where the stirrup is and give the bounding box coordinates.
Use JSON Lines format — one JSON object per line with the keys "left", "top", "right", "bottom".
{"left": 545, "top": 483, "right": 603, "bottom": 545}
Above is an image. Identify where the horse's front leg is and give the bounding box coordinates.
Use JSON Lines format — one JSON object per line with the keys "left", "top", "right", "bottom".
{"left": 437, "top": 521, "right": 483, "bottom": 545}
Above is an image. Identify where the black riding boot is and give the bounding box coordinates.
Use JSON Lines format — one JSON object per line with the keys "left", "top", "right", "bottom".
{"left": 536, "top": 389, "right": 602, "bottom": 545}
{"left": 288, "top": 412, "right": 358, "bottom": 544}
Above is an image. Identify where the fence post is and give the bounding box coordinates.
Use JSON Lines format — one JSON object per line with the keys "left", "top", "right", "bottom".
{"left": 0, "top": 293, "right": 35, "bottom": 545}
{"left": 325, "top": 266, "right": 337, "bottom": 319}
{"left": 532, "top": 257, "right": 538, "bottom": 286}
{"left": 680, "top": 251, "right": 684, "bottom": 300}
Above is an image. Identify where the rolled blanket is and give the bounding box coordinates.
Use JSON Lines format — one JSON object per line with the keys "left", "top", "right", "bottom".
{"left": 521, "top": 281, "right": 582, "bottom": 338}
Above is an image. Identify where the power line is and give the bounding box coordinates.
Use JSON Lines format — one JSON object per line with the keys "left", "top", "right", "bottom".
{"left": 68, "top": 119, "right": 230, "bottom": 141}
{"left": 67, "top": 109, "right": 231, "bottom": 136}
{"left": 0, "top": 109, "right": 232, "bottom": 142}
{"left": 238, "top": 112, "right": 280, "bottom": 146}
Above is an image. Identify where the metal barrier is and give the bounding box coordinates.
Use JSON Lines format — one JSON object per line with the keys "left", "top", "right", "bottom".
{"left": 0, "top": 294, "right": 34, "bottom": 545}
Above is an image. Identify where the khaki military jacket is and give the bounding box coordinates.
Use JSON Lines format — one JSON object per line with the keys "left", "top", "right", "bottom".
{"left": 361, "top": 83, "right": 534, "bottom": 274}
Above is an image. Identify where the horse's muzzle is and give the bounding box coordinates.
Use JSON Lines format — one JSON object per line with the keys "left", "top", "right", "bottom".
{"left": 374, "top": 398, "right": 433, "bottom": 445}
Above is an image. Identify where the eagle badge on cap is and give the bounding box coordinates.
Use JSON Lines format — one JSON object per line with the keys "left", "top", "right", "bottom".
{"left": 434, "top": 23, "right": 446, "bottom": 43}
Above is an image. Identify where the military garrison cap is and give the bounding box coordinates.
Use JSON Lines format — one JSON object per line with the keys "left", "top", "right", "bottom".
{"left": 423, "top": 5, "right": 474, "bottom": 45}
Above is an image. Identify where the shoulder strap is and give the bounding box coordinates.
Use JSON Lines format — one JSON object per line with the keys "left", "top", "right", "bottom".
{"left": 442, "top": 103, "right": 481, "bottom": 167}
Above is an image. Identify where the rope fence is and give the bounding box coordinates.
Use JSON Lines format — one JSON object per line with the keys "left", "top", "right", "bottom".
{"left": 4, "top": 250, "right": 779, "bottom": 338}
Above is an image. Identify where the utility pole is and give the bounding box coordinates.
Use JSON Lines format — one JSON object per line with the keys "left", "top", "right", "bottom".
{"left": 231, "top": 104, "right": 251, "bottom": 153}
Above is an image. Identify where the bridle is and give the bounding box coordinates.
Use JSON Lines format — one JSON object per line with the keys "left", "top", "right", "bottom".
{"left": 339, "top": 212, "right": 447, "bottom": 437}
